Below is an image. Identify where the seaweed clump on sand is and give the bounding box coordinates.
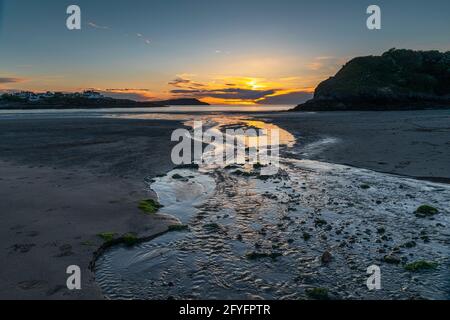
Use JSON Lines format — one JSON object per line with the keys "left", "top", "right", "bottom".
{"left": 97, "top": 232, "right": 117, "bottom": 242}
{"left": 168, "top": 224, "right": 189, "bottom": 232}
{"left": 404, "top": 260, "right": 438, "bottom": 272}
{"left": 414, "top": 205, "right": 439, "bottom": 218}
{"left": 306, "top": 288, "right": 330, "bottom": 300}
{"left": 138, "top": 199, "right": 163, "bottom": 215}
{"left": 97, "top": 232, "right": 139, "bottom": 247}
{"left": 122, "top": 233, "right": 139, "bottom": 246}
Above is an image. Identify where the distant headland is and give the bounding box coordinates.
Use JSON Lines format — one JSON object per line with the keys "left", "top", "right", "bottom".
{"left": 294, "top": 49, "right": 450, "bottom": 111}
{"left": 0, "top": 90, "right": 166, "bottom": 109}
{"left": 0, "top": 91, "right": 209, "bottom": 109}
{"left": 153, "top": 98, "right": 209, "bottom": 106}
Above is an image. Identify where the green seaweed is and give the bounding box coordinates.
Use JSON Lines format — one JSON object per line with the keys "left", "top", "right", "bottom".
{"left": 306, "top": 288, "right": 330, "bottom": 300}
{"left": 97, "top": 232, "right": 117, "bottom": 242}
{"left": 415, "top": 205, "right": 438, "bottom": 218}
{"left": 404, "top": 260, "right": 438, "bottom": 272}
{"left": 122, "top": 233, "right": 139, "bottom": 246}
{"left": 138, "top": 199, "right": 163, "bottom": 215}
{"left": 168, "top": 224, "right": 189, "bottom": 232}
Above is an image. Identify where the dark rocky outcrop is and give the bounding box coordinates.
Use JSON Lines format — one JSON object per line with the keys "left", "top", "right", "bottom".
{"left": 294, "top": 49, "right": 450, "bottom": 111}
{"left": 0, "top": 96, "right": 209, "bottom": 109}
{"left": 153, "top": 98, "right": 209, "bottom": 105}
{"left": 0, "top": 96, "right": 165, "bottom": 109}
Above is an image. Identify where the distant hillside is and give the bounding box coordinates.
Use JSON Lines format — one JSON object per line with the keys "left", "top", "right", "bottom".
{"left": 154, "top": 98, "right": 209, "bottom": 105}
{"left": 0, "top": 95, "right": 166, "bottom": 110}
{"left": 294, "top": 49, "right": 450, "bottom": 111}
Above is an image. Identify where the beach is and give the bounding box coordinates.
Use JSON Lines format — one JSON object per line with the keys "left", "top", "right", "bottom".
{"left": 0, "top": 117, "right": 183, "bottom": 299}
{"left": 0, "top": 109, "right": 449, "bottom": 299}
{"left": 263, "top": 110, "right": 450, "bottom": 182}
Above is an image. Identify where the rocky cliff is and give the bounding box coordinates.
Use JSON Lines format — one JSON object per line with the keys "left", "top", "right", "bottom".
{"left": 294, "top": 49, "right": 450, "bottom": 111}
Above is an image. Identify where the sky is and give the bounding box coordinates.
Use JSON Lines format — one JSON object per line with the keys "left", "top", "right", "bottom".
{"left": 0, "top": 0, "right": 449, "bottom": 105}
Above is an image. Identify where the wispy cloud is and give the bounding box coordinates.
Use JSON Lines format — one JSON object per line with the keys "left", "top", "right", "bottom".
{"left": 166, "top": 74, "right": 314, "bottom": 104}
{"left": 100, "top": 88, "right": 155, "bottom": 101}
{"left": 256, "top": 90, "right": 313, "bottom": 105}
{"left": 0, "top": 77, "right": 25, "bottom": 84}
{"left": 0, "top": 77, "right": 27, "bottom": 89}
{"left": 214, "top": 50, "right": 231, "bottom": 55}
{"left": 168, "top": 75, "right": 276, "bottom": 101}
{"left": 169, "top": 76, "right": 205, "bottom": 88}
{"left": 136, "top": 32, "right": 151, "bottom": 45}
{"left": 306, "top": 56, "right": 343, "bottom": 73}
{"left": 170, "top": 88, "right": 276, "bottom": 100}
{"left": 87, "top": 21, "right": 151, "bottom": 45}
{"left": 87, "top": 21, "right": 110, "bottom": 30}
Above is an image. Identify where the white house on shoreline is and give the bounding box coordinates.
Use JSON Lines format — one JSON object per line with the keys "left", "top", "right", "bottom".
{"left": 6, "top": 90, "right": 104, "bottom": 102}
{"left": 82, "top": 90, "right": 103, "bottom": 99}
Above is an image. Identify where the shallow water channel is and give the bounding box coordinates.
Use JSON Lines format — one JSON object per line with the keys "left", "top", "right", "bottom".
{"left": 95, "top": 115, "right": 450, "bottom": 300}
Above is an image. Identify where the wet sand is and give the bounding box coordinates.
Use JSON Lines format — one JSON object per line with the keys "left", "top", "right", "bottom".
{"left": 1, "top": 109, "right": 449, "bottom": 299}
{"left": 96, "top": 161, "right": 450, "bottom": 300}
{"left": 94, "top": 111, "right": 449, "bottom": 300}
{"left": 0, "top": 118, "right": 183, "bottom": 299}
{"left": 261, "top": 110, "right": 450, "bottom": 182}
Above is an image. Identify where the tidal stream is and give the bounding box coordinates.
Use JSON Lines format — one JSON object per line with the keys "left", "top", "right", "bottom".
{"left": 95, "top": 115, "right": 450, "bottom": 300}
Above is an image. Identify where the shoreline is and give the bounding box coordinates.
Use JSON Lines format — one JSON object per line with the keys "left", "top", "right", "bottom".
{"left": 1, "top": 109, "right": 449, "bottom": 299}
{"left": 260, "top": 109, "right": 450, "bottom": 182}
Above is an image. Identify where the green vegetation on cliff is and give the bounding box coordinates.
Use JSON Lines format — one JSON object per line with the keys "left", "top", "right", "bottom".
{"left": 295, "top": 49, "right": 450, "bottom": 111}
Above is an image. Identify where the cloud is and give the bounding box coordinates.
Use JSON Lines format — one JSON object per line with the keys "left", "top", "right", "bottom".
{"left": 100, "top": 88, "right": 155, "bottom": 101}
{"left": 168, "top": 78, "right": 190, "bottom": 86}
{"left": 0, "top": 77, "right": 25, "bottom": 84}
{"left": 315, "top": 56, "right": 335, "bottom": 60}
{"left": 105, "top": 88, "right": 151, "bottom": 92}
{"left": 170, "top": 88, "right": 276, "bottom": 100}
{"left": 168, "top": 76, "right": 205, "bottom": 88}
{"left": 0, "top": 77, "right": 27, "bottom": 90}
{"left": 306, "top": 56, "right": 343, "bottom": 73}
{"left": 279, "top": 76, "right": 301, "bottom": 82}
{"left": 87, "top": 21, "right": 151, "bottom": 45}
{"left": 167, "top": 74, "right": 314, "bottom": 104}
{"left": 87, "top": 22, "right": 110, "bottom": 30}
{"left": 257, "top": 90, "right": 313, "bottom": 105}
{"left": 136, "top": 33, "right": 151, "bottom": 45}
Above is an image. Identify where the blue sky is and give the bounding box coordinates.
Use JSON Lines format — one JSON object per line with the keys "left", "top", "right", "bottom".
{"left": 1, "top": 0, "right": 449, "bottom": 104}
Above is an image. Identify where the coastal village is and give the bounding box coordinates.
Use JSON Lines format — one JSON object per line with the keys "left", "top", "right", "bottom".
{"left": 0, "top": 90, "right": 104, "bottom": 102}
